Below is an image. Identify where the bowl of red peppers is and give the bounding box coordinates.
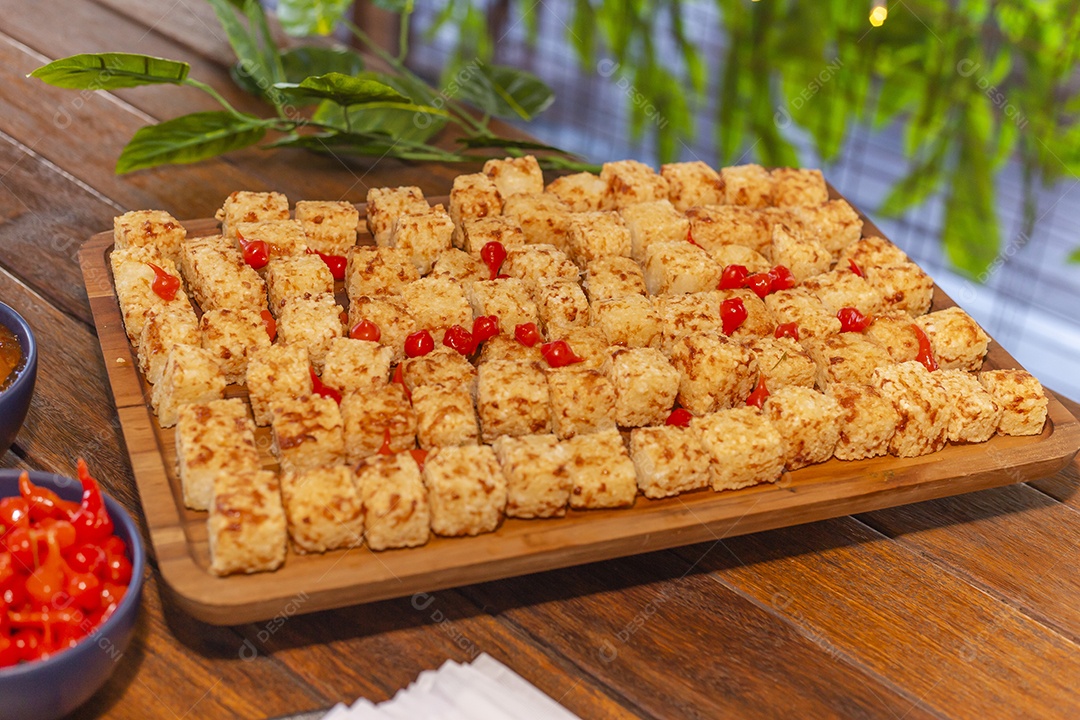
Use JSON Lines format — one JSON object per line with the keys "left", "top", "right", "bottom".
{"left": 0, "top": 461, "right": 145, "bottom": 720}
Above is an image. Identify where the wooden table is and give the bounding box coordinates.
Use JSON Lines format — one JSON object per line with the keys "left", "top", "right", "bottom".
{"left": 1, "top": 2, "right": 1078, "bottom": 717}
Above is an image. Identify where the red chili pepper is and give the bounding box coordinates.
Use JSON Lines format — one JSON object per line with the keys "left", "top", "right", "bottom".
{"left": 259, "top": 310, "right": 277, "bottom": 342}
{"left": 306, "top": 249, "right": 347, "bottom": 281}
{"left": 746, "top": 375, "right": 769, "bottom": 409}
{"left": 0, "top": 497, "right": 29, "bottom": 538}
{"left": 768, "top": 265, "right": 797, "bottom": 292}
{"left": 848, "top": 259, "right": 864, "bottom": 278}
{"left": 687, "top": 226, "right": 702, "bottom": 248}
{"left": 349, "top": 319, "right": 381, "bottom": 342}
{"left": 912, "top": 323, "right": 939, "bottom": 372}
{"left": 377, "top": 427, "right": 394, "bottom": 456}
{"left": 404, "top": 330, "right": 435, "bottom": 358}
{"left": 774, "top": 322, "right": 800, "bottom": 341}
{"left": 66, "top": 571, "right": 102, "bottom": 611}
{"left": 665, "top": 408, "right": 694, "bottom": 427}
{"left": 514, "top": 322, "right": 541, "bottom": 347}
{"left": 18, "top": 473, "right": 79, "bottom": 523}
{"left": 3, "top": 526, "right": 34, "bottom": 572}
{"left": 721, "top": 297, "right": 748, "bottom": 336}
{"left": 25, "top": 528, "right": 66, "bottom": 607}
{"left": 12, "top": 628, "right": 43, "bottom": 663}
{"left": 480, "top": 241, "right": 507, "bottom": 280}
{"left": 472, "top": 315, "right": 500, "bottom": 344}
{"left": 36, "top": 519, "right": 76, "bottom": 553}
{"left": 67, "top": 543, "right": 106, "bottom": 576}
{"left": 309, "top": 367, "right": 342, "bottom": 405}
{"left": 0, "top": 634, "right": 19, "bottom": 668}
{"left": 540, "top": 340, "right": 584, "bottom": 368}
{"left": 837, "top": 307, "right": 873, "bottom": 333}
{"left": 718, "top": 264, "right": 749, "bottom": 290}
{"left": 70, "top": 460, "right": 115, "bottom": 546}
{"left": 410, "top": 449, "right": 429, "bottom": 471}
{"left": 237, "top": 234, "right": 269, "bottom": 269}
{"left": 146, "top": 263, "right": 180, "bottom": 301}
{"left": 443, "top": 325, "right": 477, "bottom": 356}
{"left": 744, "top": 272, "right": 772, "bottom": 299}
{"left": 391, "top": 363, "right": 411, "bottom": 402}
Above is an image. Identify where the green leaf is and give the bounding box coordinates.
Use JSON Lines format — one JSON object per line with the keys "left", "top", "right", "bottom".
{"left": 372, "top": 0, "right": 414, "bottom": 11}
{"left": 280, "top": 46, "right": 365, "bottom": 83}
{"left": 1068, "top": 248, "right": 1080, "bottom": 264}
{"left": 116, "top": 111, "right": 267, "bottom": 174}
{"left": 275, "top": 72, "right": 410, "bottom": 106}
{"left": 455, "top": 136, "right": 563, "bottom": 152}
{"left": 268, "top": 132, "right": 459, "bottom": 162}
{"left": 29, "top": 53, "right": 189, "bottom": 89}
{"left": 311, "top": 98, "right": 446, "bottom": 143}
{"left": 277, "top": 0, "right": 352, "bottom": 36}
{"left": 455, "top": 63, "right": 554, "bottom": 121}
{"left": 942, "top": 109, "right": 1000, "bottom": 279}
{"left": 205, "top": 0, "right": 282, "bottom": 91}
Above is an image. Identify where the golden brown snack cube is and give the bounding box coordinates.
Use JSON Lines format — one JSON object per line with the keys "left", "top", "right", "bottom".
{"left": 791, "top": 199, "right": 863, "bottom": 256}
{"left": 691, "top": 408, "right": 785, "bottom": 490}
{"left": 707, "top": 244, "right": 772, "bottom": 274}
{"left": 872, "top": 361, "right": 949, "bottom": 457}
{"left": 545, "top": 172, "right": 607, "bottom": 211}
{"left": 277, "top": 293, "right": 344, "bottom": 371}
{"left": 669, "top": 331, "right": 758, "bottom": 415}
{"left": 979, "top": 369, "right": 1048, "bottom": 437}
{"left": 294, "top": 200, "right": 359, "bottom": 256}
{"left": 216, "top": 190, "right": 289, "bottom": 239}
{"left": 466, "top": 277, "right": 538, "bottom": 334}
{"left": 722, "top": 164, "right": 774, "bottom": 208}
{"left": 180, "top": 237, "right": 266, "bottom": 314}
{"left": 836, "top": 235, "right": 909, "bottom": 270}
{"left": 548, "top": 326, "right": 610, "bottom": 371}
{"left": 661, "top": 161, "right": 725, "bottom": 211}
{"left": 546, "top": 367, "right": 618, "bottom": 439}
{"left": 801, "top": 270, "right": 884, "bottom": 317}
{"left": 936, "top": 369, "right": 1002, "bottom": 443}
{"left": 176, "top": 398, "right": 260, "bottom": 511}
{"left": 764, "top": 288, "right": 842, "bottom": 340}
{"left": 583, "top": 256, "right": 648, "bottom": 302}
{"left": 429, "top": 248, "right": 487, "bottom": 284}
{"left": 265, "top": 253, "right": 335, "bottom": 316}
{"left": 340, "top": 383, "right": 417, "bottom": 464}
{"left": 422, "top": 445, "right": 507, "bottom": 537}
{"left": 501, "top": 193, "right": 573, "bottom": 250}
{"left": 567, "top": 211, "right": 632, "bottom": 266}
{"left": 826, "top": 382, "right": 899, "bottom": 460}
{"left": 477, "top": 359, "right": 551, "bottom": 441}
{"left": 113, "top": 209, "right": 186, "bottom": 261}
{"left": 345, "top": 246, "right": 418, "bottom": 300}
{"left": 534, "top": 279, "right": 590, "bottom": 334}
{"left": 449, "top": 173, "right": 502, "bottom": 245}
{"left": 483, "top": 155, "right": 544, "bottom": 198}
{"left": 771, "top": 225, "right": 831, "bottom": 282}
{"left": 138, "top": 303, "right": 200, "bottom": 386}
{"left": 620, "top": 199, "right": 691, "bottom": 261}
{"left": 402, "top": 277, "right": 474, "bottom": 333}
{"left": 864, "top": 262, "right": 934, "bottom": 316}
{"left": 742, "top": 336, "right": 816, "bottom": 389}
{"left": 151, "top": 345, "right": 227, "bottom": 428}
{"left": 803, "top": 332, "right": 894, "bottom": 388}
{"left": 348, "top": 295, "right": 417, "bottom": 363}
{"left": 366, "top": 186, "right": 429, "bottom": 246}
{"left": 501, "top": 243, "right": 580, "bottom": 291}
{"left": 246, "top": 344, "right": 312, "bottom": 426}
{"left": 600, "top": 159, "right": 670, "bottom": 210}
{"left": 401, "top": 345, "right": 477, "bottom": 396}
{"left": 771, "top": 168, "right": 829, "bottom": 208}
{"left": 714, "top": 289, "right": 776, "bottom": 339}
{"left": 111, "top": 246, "right": 192, "bottom": 345}
{"left": 590, "top": 294, "right": 663, "bottom": 349}
{"left": 492, "top": 433, "right": 571, "bottom": 519}
{"left": 412, "top": 383, "right": 480, "bottom": 449}
{"left": 356, "top": 453, "right": 430, "bottom": 551}
{"left": 762, "top": 385, "right": 842, "bottom": 470}
{"left": 563, "top": 429, "right": 638, "bottom": 509}
{"left": 461, "top": 215, "right": 527, "bottom": 257}
{"left": 208, "top": 469, "right": 286, "bottom": 576}
{"left": 321, "top": 337, "right": 393, "bottom": 396}
{"left": 270, "top": 395, "right": 345, "bottom": 472}
{"left": 915, "top": 307, "right": 990, "bottom": 371}
{"left": 280, "top": 466, "right": 365, "bottom": 553}
{"left": 866, "top": 311, "right": 923, "bottom": 363}
{"left": 685, "top": 205, "right": 774, "bottom": 257}
{"left": 643, "top": 241, "right": 721, "bottom": 295}
{"left": 608, "top": 347, "right": 681, "bottom": 427}
{"left": 656, "top": 292, "right": 724, "bottom": 353}
{"left": 235, "top": 219, "right": 309, "bottom": 259}
{"left": 629, "top": 425, "right": 711, "bottom": 499}
{"left": 389, "top": 206, "right": 454, "bottom": 275}
{"left": 200, "top": 306, "right": 272, "bottom": 384}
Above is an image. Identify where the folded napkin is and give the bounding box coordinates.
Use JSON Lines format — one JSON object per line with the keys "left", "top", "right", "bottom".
{"left": 320, "top": 654, "right": 581, "bottom": 720}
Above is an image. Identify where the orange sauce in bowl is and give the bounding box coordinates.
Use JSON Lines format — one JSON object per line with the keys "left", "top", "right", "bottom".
{"left": 0, "top": 323, "right": 22, "bottom": 390}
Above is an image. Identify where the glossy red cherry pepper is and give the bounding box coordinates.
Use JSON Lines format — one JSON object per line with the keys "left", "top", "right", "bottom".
{"left": 443, "top": 325, "right": 477, "bottom": 356}
{"left": 409, "top": 449, "right": 429, "bottom": 471}
{"left": 146, "top": 263, "right": 180, "bottom": 301}
{"left": 848, "top": 259, "right": 864, "bottom": 277}
{"left": 768, "top": 265, "right": 797, "bottom": 292}
{"left": 540, "top": 340, "right": 584, "bottom": 368}
{"left": 0, "top": 497, "right": 29, "bottom": 538}
{"left": 718, "top": 264, "right": 749, "bottom": 290}
{"left": 912, "top": 323, "right": 939, "bottom": 372}
{"left": 237, "top": 235, "right": 269, "bottom": 270}
{"left": 665, "top": 408, "right": 694, "bottom": 427}
{"left": 472, "top": 316, "right": 500, "bottom": 344}
{"left": 721, "top": 297, "right": 748, "bottom": 336}
{"left": 480, "top": 241, "right": 507, "bottom": 280}
{"left": 746, "top": 375, "right": 769, "bottom": 409}
{"left": 744, "top": 272, "right": 772, "bottom": 299}
{"left": 514, "top": 322, "right": 541, "bottom": 347}
{"left": 69, "top": 461, "right": 114, "bottom": 547}
{"left": 377, "top": 427, "right": 394, "bottom": 456}
{"left": 349, "top": 319, "right": 380, "bottom": 342}
{"left": 391, "top": 364, "right": 411, "bottom": 402}
{"left": 837, "top": 307, "right": 873, "bottom": 333}
{"left": 306, "top": 249, "right": 347, "bottom": 281}
{"left": 259, "top": 310, "right": 277, "bottom": 342}
{"left": 774, "top": 322, "right": 800, "bottom": 341}
{"left": 309, "top": 367, "right": 342, "bottom": 405}
{"left": 404, "top": 330, "right": 435, "bottom": 358}
{"left": 18, "top": 474, "right": 79, "bottom": 523}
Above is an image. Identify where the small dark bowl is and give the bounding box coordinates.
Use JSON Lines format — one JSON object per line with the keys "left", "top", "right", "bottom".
{"left": 0, "top": 302, "right": 37, "bottom": 458}
{"left": 0, "top": 470, "right": 146, "bottom": 720}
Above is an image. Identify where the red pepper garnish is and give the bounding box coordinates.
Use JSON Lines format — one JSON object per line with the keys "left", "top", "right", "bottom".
{"left": 409, "top": 449, "right": 429, "bottom": 471}
{"left": 848, "top": 259, "right": 864, "bottom": 278}
{"left": 687, "top": 226, "right": 702, "bottom": 248}
{"left": 350, "top": 319, "right": 381, "bottom": 342}
{"left": 665, "top": 408, "right": 693, "bottom": 427}
{"left": 540, "top": 340, "right": 584, "bottom": 368}
{"left": 306, "top": 249, "right": 347, "bottom": 281}
{"left": 146, "top": 263, "right": 180, "bottom": 301}
{"left": 514, "top": 322, "right": 541, "bottom": 348}
{"left": 837, "top": 307, "right": 873, "bottom": 333}
{"left": 718, "top": 264, "right": 749, "bottom": 290}
{"left": 472, "top": 315, "right": 500, "bottom": 345}
{"left": 309, "top": 367, "right": 342, "bottom": 405}
{"left": 391, "top": 364, "right": 411, "bottom": 402}
{"left": 69, "top": 461, "right": 114, "bottom": 546}
{"left": 377, "top": 427, "right": 393, "bottom": 456}
{"left": 480, "top": 241, "right": 507, "bottom": 280}
{"left": 912, "top": 323, "right": 939, "bottom": 372}
{"left": 404, "top": 330, "right": 435, "bottom": 358}
{"left": 18, "top": 473, "right": 79, "bottom": 523}
{"left": 768, "top": 265, "right": 797, "bottom": 292}
{"left": 0, "top": 496, "right": 30, "bottom": 538}
{"left": 721, "top": 297, "right": 748, "bottom": 336}
{"left": 237, "top": 234, "right": 269, "bottom": 270}
{"left": 774, "top": 322, "right": 800, "bottom": 341}
{"left": 260, "top": 310, "right": 277, "bottom": 342}
{"left": 24, "top": 528, "right": 65, "bottom": 607}
{"left": 744, "top": 272, "right": 772, "bottom": 299}
{"left": 443, "top": 325, "right": 477, "bottom": 356}
{"left": 746, "top": 375, "right": 769, "bottom": 409}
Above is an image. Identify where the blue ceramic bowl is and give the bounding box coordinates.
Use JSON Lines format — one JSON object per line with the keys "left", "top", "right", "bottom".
{"left": 0, "top": 302, "right": 37, "bottom": 458}
{"left": 0, "top": 470, "right": 145, "bottom": 720}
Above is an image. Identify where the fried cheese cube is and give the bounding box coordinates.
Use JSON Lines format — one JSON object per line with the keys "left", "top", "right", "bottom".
{"left": 620, "top": 199, "right": 692, "bottom": 262}
{"left": 501, "top": 193, "right": 573, "bottom": 250}
{"left": 180, "top": 237, "right": 266, "bottom": 313}
{"left": 150, "top": 345, "right": 226, "bottom": 428}
{"left": 412, "top": 383, "right": 479, "bottom": 449}
{"left": 836, "top": 235, "right": 909, "bottom": 270}
{"left": 764, "top": 288, "right": 842, "bottom": 340}
{"left": 216, "top": 190, "right": 290, "bottom": 239}
{"left": 280, "top": 466, "right": 365, "bottom": 553}
{"left": 600, "top": 159, "right": 670, "bottom": 210}
{"left": 872, "top": 361, "right": 949, "bottom": 457}
{"left": 656, "top": 292, "right": 723, "bottom": 353}
{"left": 546, "top": 367, "right": 618, "bottom": 440}
{"left": 690, "top": 408, "right": 785, "bottom": 490}
{"left": 629, "top": 425, "right": 710, "bottom": 499}
{"left": 801, "top": 270, "right": 884, "bottom": 317}
{"left": 461, "top": 215, "right": 527, "bottom": 257}
{"left": 501, "top": 244, "right": 580, "bottom": 292}
{"left": 866, "top": 311, "right": 922, "bottom": 363}
{"left": 389, "top": 206, "right": 455, "bottom": 275}
{"left": 277, "top": 293, "right": 344, "bottom": 371}
{"left": 483, "top": 155, "right": 544, "bottom": 198}
{"left": 534, "top": 279, "right": 590, "bottom": 334}
{"left": 423, "top": 445, "right": 507, "bottom": 537}
{"left": 114, "top": 209, "right": 185, "bottom": 261}
{"left": 478, "top": 333, "right": 543, "bottom": 364}
{"left": 208, "top": 469, "right": 286, "bottom": 576}
{"left": 661, "top": 161, "right": 725, "bottom": 211}
{"left": 708, "top": 244, "right": 772, "bottom": 274}
{"left": 345, "top": 246, "right": 418, "bottom": 300}
{"left": 935, "top": 370, "right": 1002, "bottom": 443}
{"left": 979, "top": 369, "right": 1048, "bottom": 437}
{"left": 321, "top": 337, "right": 393, "bottom": 395}
{"left": 401, "top": 344, "right": 477, "bottom": 395}
{"left": 549, "top": 326, "right": 610, "bottom": 371}
{"left": 294, "top": 200, "right": 359, "bottom": 256}
{"left": 742, "top": 336, "right": 815, "bottom": 389}
{"left": 245, "top": 344, "right": 312, "bottom": 426}
{"left": 477, "top": 359, "right": 551, "bottom": 441}
{"left": 492, "top": 434, "right": 571, "bottom": 518}
{"left": 466, "top": 278, "right": 537, "bottom": 332}
{"left": 915, "top": 307, "right": 990, "bottom": 371}
{"left": 685, "top": 205, "right": 774, "bottom": 257}
{"left": 771, "top": 225, "right": 831, "bottom": 282}
{"left": 864, "top": 262, "right": 935, "bottom": 316}
{"left": 235, "top": 219, "right": 308, "bottom": 259}
{"left": 366, "top": 186, "right": 429, "bottom": 247}
{"left": 402, "top": 276, "right": 474, "bottom": 333}
{"left": 714, "top": 289, "right": 776, "bottom": 339}
{"left": 111, "top": 246, "right": 192, "bottom": 345}
{"left": 265, "top": 253, "right": 335, "bottom": 316}
{"left": 348, "top": 296, "right": 417, "bottom": 363}
{"left": 825, "top": 382, "right": 899, "bottom": 460}
{"left": 567, "top": 211, "right": 632, "bottom": 267}
{"left": 545, "top": 172, "right": 606, "bottom": 211}
{"left": 449, "top": 173, "right": 502, "bottom": 245}
{"left": 669, "top": 331, "right": 758, "bottom": 415}
{"left": 356, "top": 453, "right": 430, "bottom": 550}
{"left": 762, "top": 385, "right": 842, "bottom": 470}
{"left": 176, "top": 398, "right": 260, "bottom": 511}
{"left": 722, "top": 164, "right": 774, "bottom": 208}
{"left": 590, "top": 294, "right": 663, "bottom": 349}
{"left": 771, "top": 168, "right": 829, "bottom": 208}
{"left": 563, "top": 429, "right": 638, "bottom": 509}
{"left": 340, "top": 384, "right": 417, "bottom": 463}
{"left": 200, "top": 307, "right": 272, "bottom": 384}
{"left": 643, "top": 241, "right": 720, "bottom": 295}
{"left": 429, "top": 248, "right": 487, "bottom": 284}
{"left": 791, "top": 199, "right": 863, "bottom": 256}
{"left": 804, "top": 332, "right": 894, "bottom": 389}
{"left": 270, "top": 395, "right": 345, "bottom": 472}
{"left": 582, "top": 256, "right": 648, "bottom": 302}
{"left": 608, "top": 347, "right": 681, "bottom": 427}
{"left": 138, "top": 303, "right": 200, "bottom": 385}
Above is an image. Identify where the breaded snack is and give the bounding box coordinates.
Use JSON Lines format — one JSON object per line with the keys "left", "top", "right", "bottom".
{"left": 563, "top": 429, "right": 638, "bottom": 509}
{"left": 277, "top": 293, "right": 344, "bottom": 371}
{"left": 501, "top": 244, "right": 580, "bottom": 292}
{"left": 656, "top": 292, "right": 724, "bottom": 353}
{"left": 722, "top": 164, "right": 774, "bottom": 208}
{"left": 764, "top": 288, "right": 842, "bottom": 339}
{"left": 449, "top": 172, "right": 502, "bottom": 245}
{"left": 216, "top": 190, "right": 290, "bottom": 239}
{"left": 836, "top": 235, "right": 909, "bottom": 270}
{"left": 762, "top": 385, "right": 842, "bottom": 469}
{"left": 661, "top": 161, "right": 725, "bottom": 211}
{"left": 608, "top": 347, "right": 681, "bottom": 427}
{"left": 546, "top": 367, "right": 618, "bottom": 439}
{"left": 979, "top": 369, "right": 1048, "bottom": 436}
{"left": 111, "top": 246, "right": 192, "bottom": 344}
{"left": 294, "top": 200, "right": 359, "bottom": 256}
{"left": 501, "top": 193, "right": 573, "bottom": 250}
{"left": 461, "top": 215, "right": 527, "bottom": 256}
{"left": 600, "top": 159, "right": 670, "bottom": 210}
{"left": 412, "top": 383, "right": 480, "bottom": 449}
{"left": 389, "top": 206, "right": 454, "bottom": 275}
{"left": 401, "top": 345, "right": 477, "bottom": 395}
{"left": 492, "top": 433, "right": 571, "bottom": 518}
{"left": 643, "top": 241, "right": 721, "bottom": 295}
{"left": 534, "top": 279, "right": 590, "bottom": 334}
{"left": 366, "top": 186, "right": 429, "bottom": 246}
{"left": 620, "top": 200, "right": 692, "bottom": 261}
{"left": 138, "top": 303, "right": 200, "bottom": 385}
{"left": 582, "top": 256, "right": 648, "bottom": 302}
{"left": 429, "top": 248, "right": 487, "bottom": 284}
{"left": 356, "top": 453, "right": 430, "bottom": 551}
{"left": 669, "top": 332, "right": 758, "bottom": 415}
{"left": 567, "top": 211, "right": 632, "bottom": 266}
{"left": 339, "top": 384, "right": 417, "bottom": 463}
{"left": 871, "top": 361, "right": 949, "bottom": 457}
{"left": 270, "top": 395, "right": 345, "bottom": 472}
{"left": 742, "top": 336, "right": 816, "bottom": 389}
{"left": 936, "top": 370, "right": 1002, "bottom": 443}
{"left": 590, "top": 294, "right": 663, "bottom": 349}
{"left": 915, "top": 307, "right": 990, "bottom": 371}
{"left": 345, "top": 246, "right": 418, "bottom": 299}
{"left": 803, "top": 333, "right": 894, "bottom": 388}
{"left": 864, "top": 262, "right": 934, "bottom": 316}
{"left": 114, "top": 209, "right": 185, "bottom": 261}
{"left": 691, "top": 408, "right": 785, "bottom": 490}
{"left": 477, "top": 359, "right": 551, "bottom": 441}
{"left": 714, "top": 289, "right": 776, "bottom": 339}
{"left": 549, "top": 326, "right": 610, "bottom": 371}
{"left": 629, "top": 425, "right": 711, "bottom": 499}
{"left": 280, "top": 466, "right": 365, "bottom": 553}
{"left": 422, "top": 445, "right": 507, "bottom": 536}
{"left": 466, "top": 277, "right": 538, "bottom": 333}
{"left": 707, "top": 244, "right": 772, "bottom": 274}
{"left": 402, "top": 276, "right": 474, "bottom": 332}
{"left": 235, "top": 219, "right": 308, "bottom": 259}
{"left": 771, "top": 168, "right": 829, "bottom": 207}
{"left": 176, "top": 399, "right": 260, "bottom": 511}
{"left": 200, "top": 307, "right": 272, "bottom": 384}
{"left": 150, "top": 345, "right": 226, "bottom": 428}
{"left": 180, "top": 236, "right": 267, "bottom": 313}
{"left": 770, "top": 224, "right": 831, "bottom": 282}
{"left": 685, "top": 205, "right": 774, "bottom": 256}
{"left": 546, "top": 172, "right": 607, "bottom": 211}
{"left": 348, "top": 296, "right": 417, "bottom": 363}
{"left": 321, "top": 337, "right": 393, "bottom": 395}
{"left": 265, "top": 253, "right": 335, "bottom": 316}
{"left": 801, "top": 270, "right": 884, "bottom": 316}
{"left": 208, "top": 469, "right": 286, "bottom": 575}
{"left": 826, "top": 382, "right": 899, "bottom": 460}
{"left": 866, "top": 311, "right": 922, "bottom": 363}
{"left": 246, "top": 344, "right": 312, "bottom": 426}
{"left": 483, "top": 155, "right": 544, "bottom": 198}
{"left": 790, "top": 199, "right": 863, "bottom": 255}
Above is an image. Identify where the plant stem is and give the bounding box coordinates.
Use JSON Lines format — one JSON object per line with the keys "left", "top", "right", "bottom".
{"left": 183, "top": 78, "right": 249, "bottom": 120}
{"left": 397, "top": 3, "right": 413, "bottom": 64}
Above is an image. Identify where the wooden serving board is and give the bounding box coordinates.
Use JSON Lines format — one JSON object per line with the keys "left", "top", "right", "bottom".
{"left": 79, "top": 201, "right": 1080, "bottom": 626}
